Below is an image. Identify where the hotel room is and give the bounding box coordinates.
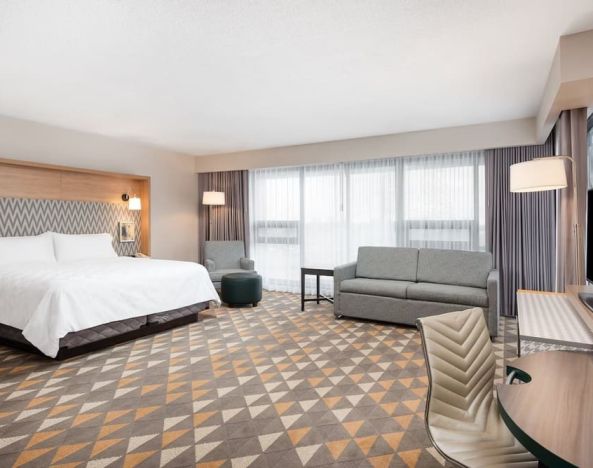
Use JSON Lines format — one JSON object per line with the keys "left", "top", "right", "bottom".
{"left": 0, "top": 1, "right": 592, "bottom": 467}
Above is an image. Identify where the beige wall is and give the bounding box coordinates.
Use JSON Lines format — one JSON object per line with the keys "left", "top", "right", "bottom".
{"left": 194, "top": 118, "right": 537, "bottom": 172}
{"left": 0, "top": 115, "right": 198, "bottom": 261}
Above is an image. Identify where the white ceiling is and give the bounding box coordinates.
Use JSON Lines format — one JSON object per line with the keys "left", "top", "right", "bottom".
{"left": 1, "top": 1, "right": 593, "bottom": 156}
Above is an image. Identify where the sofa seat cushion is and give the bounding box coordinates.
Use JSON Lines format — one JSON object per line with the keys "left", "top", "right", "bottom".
{"left": 340, "top": 278, "right": 413, "bottom": 299}
{"left": 406, "top": 282, "right": 488, "bottom": 307}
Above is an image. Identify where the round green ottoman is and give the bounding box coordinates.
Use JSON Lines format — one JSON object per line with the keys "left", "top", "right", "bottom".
{"left": 221, "top": 272, "right": 262, "bottom": 307}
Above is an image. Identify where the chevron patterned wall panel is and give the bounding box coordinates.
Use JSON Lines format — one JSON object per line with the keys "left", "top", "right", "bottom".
{"left": 0, "top": 197, "right": 141, "bottom": 256}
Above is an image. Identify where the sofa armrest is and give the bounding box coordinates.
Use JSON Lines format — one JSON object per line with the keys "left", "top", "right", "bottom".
{"left": 334, "top": 262, "right": 357, "bottom": 316}
{"left": 240, "top": 257, "right": 255, "bottom": 271}
{"left": 487, "top": 269, "right": 500, "bottom": 337}
{"left": 334, "top": 262, "right": 357, "bottom": 287}
{"left": 205, "top": 258, "right": 216, "bottom": 272}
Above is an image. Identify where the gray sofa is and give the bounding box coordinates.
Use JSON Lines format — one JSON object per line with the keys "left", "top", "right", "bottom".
{"left": 334, "top": 247, "right": 499, "bottom": 336}
{"left": 204, "top": 240, "right": 255, "bottom": 289}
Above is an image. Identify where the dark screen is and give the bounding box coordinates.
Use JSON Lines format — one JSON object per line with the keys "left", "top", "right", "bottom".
{"left": 585, "top": 190, "right": 593, "bottom": 282}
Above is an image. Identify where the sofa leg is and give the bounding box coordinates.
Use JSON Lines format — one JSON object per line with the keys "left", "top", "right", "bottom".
{"left": 335, "top": 314, "right": 343, "bottom": 319}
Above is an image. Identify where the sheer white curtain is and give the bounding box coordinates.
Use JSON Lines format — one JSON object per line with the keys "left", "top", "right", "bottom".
{"left": 301, "top": 164, "right": 346, "bottom": 294}
{"left": 401, "top": 153, "right": 485, "bottom": 250}
{"left": 250, "top": 151, "right": 485, "bottom": 294}
{"left": 303, "top": 164, "right": 346, "bottom": 268}
{"left": 348, "top": 158, "right": 398, "bottom": 259}
{"left": 249, "top": 167, "right": 301, "bottom": 292}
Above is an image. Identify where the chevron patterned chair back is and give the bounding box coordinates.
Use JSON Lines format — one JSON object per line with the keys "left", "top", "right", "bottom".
{"left": 416, "top": 308, "right": 537, "bottom": 468}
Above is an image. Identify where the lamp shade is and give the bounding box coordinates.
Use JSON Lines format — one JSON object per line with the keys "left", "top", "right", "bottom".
{"left": 128, "top": 196, "right": 142, "bottom": 211}
{"left": 509, "top": 158, "right": 568, "bottom": 193}
{"left": 202, "top": 191, "right": 225, "bottom": 205}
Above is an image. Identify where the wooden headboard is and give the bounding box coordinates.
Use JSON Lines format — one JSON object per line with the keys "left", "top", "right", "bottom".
{"left": 0, "top": 158, "right": 151, "bottom": 255}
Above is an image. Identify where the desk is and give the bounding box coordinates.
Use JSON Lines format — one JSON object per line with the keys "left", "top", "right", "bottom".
{"left": 517, "top": 289, "right": 593, "bottom": 355}
{"left": 300, "top": 267, "right": 334, "bottom": 311}
{"left": 497, "top": 351, "right": 593, "bottom": 467}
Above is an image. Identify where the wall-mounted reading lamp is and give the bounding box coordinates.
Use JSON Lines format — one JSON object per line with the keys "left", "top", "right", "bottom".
{"left": 122, "top": 193, "right": 142, "bottom": 211}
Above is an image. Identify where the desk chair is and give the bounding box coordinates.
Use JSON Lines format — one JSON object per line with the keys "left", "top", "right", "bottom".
{"left": 417, "top": 308, "right": 537, "bottom": 467}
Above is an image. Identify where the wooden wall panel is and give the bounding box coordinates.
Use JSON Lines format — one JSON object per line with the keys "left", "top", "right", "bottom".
{"left": 0, "top": 165, "right": 62, "bottom": 200}
{"left": 139, "top": 178, "right": 151, "bottom": 256}
{"left": 60, "top": 172, "right": 143, "bottom": 204}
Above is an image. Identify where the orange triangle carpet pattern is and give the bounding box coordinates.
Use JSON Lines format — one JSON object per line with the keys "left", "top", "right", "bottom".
{"left": 0, "top": 292, "right": 518, "bottom": 467}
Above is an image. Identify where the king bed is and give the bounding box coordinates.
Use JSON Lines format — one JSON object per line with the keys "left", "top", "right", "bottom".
{"left": 0, "top": 232, "right": 220, "bottom": 359}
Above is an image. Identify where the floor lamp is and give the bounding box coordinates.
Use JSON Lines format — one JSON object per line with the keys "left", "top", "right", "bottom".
{"left": 509, "top": 155, "right": 579, "bottom": 283}
{"left": 202, "top": 191, "right": 226, "bottom": 240}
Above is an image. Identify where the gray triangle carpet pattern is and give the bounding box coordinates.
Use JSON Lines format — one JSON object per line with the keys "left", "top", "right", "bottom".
{"left": 0, "top": 197, "right": 141, "bottom": 256}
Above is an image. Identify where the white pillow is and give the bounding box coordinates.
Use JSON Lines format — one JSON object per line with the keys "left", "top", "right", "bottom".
{"left": 0, "top": 232, "right": 56, "bottom": 265}
{"left": 52, "top": 233, "right": 118, "bottom": 262}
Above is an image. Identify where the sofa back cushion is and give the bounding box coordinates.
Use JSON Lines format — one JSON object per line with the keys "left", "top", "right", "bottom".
{"left": 356, "top": 247, "right": 419, "bottom": 281}
{"left": 417, "top": 248, "right": 492, "bottom": 288}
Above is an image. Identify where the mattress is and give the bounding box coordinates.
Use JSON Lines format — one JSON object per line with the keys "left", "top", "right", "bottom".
{"left": 0, "top": 257, "right": 220, "bottom": 357}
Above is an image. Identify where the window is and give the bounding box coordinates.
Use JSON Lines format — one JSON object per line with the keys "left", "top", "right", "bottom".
{"left": 250, "top": 151, "right": 485, "bottom": 293}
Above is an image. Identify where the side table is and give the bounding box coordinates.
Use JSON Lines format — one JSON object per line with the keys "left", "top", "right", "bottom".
{"left": 301, "top": 267, "right": 334, "bottom": 311}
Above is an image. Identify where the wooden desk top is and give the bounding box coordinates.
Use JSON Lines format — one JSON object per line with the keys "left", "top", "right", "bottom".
{"left": 516, "top": 289, "right": 593, "bottom": 348}
{"left": 497, "top": 351, "right": 593, "bottom": 467}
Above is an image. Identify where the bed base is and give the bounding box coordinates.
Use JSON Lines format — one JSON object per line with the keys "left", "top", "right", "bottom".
{"left": 0, "top": 303, "right": 207, "bottom": 361}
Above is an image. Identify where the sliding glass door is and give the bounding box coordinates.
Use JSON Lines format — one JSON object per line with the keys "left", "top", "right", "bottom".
{"left": 249, "top": 151, "right": 485, "bottom": 293}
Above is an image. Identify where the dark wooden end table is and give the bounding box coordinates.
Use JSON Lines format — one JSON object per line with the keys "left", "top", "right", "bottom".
{"left": 300, "top": 267, "right": 334, "bottom": 311}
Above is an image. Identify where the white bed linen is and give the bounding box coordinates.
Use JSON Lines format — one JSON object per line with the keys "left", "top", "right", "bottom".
{"left": 0, "top": 257, "right": 220, "bottom": 357}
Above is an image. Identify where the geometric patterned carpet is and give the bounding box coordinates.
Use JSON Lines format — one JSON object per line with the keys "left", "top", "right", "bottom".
{"left": 0, "top": 291, "right": 519, "bottom": 468}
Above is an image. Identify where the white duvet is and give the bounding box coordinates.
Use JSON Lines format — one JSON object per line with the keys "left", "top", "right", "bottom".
{"left": 0, "top": 257, "right": 220, "bottom": 357}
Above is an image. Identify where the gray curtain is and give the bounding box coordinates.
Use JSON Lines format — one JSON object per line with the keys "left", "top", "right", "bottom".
{"left": 485, "top": 134, "right": 556, "bottom": 316}
{"left": 555, "top": 108, "right": 588, "bottom": 290}
{"left": 198, "top": 170, "right": 250, "bottom": 263}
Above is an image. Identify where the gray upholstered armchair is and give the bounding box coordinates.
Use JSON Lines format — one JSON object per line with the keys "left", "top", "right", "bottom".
{"left": 203, "top": 241, "right": 255, "bottom": 289}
